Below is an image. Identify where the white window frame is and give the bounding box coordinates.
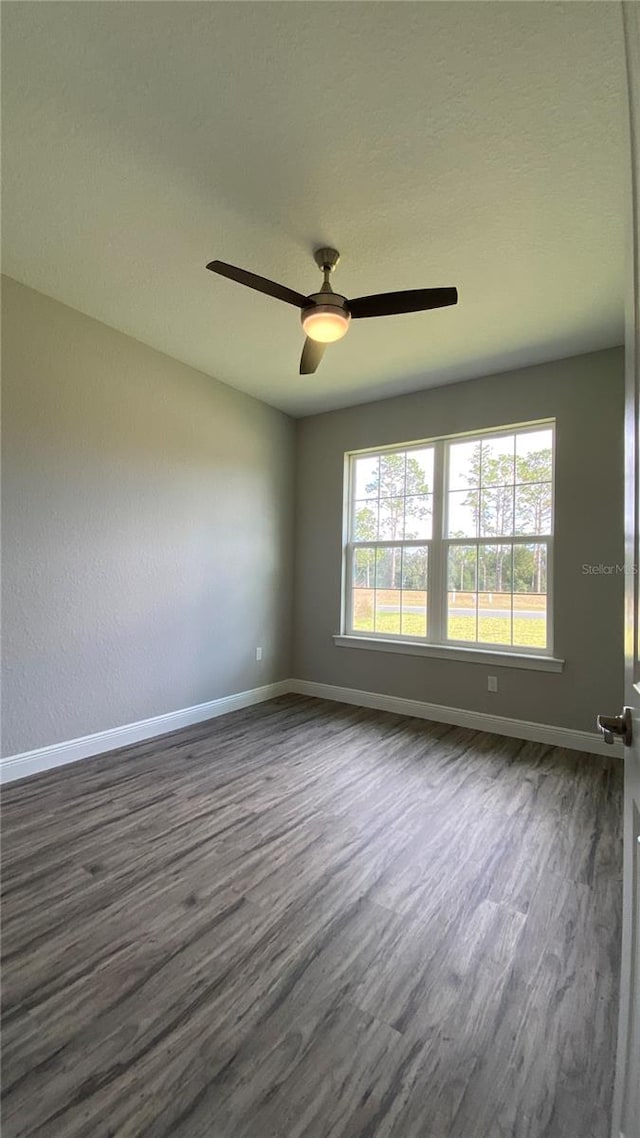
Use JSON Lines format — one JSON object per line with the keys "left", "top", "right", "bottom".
{"left": 338, "top": 419, "right": 563, "bottom": 671}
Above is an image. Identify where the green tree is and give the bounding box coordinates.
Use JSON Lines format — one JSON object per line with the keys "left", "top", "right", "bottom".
{"left": 448, "top": 545, "right": 477, "bottom": 592}
{"left": 402, "top": 547, "right": 428, "bottom": 591}
{"left": 364, "top": 453, "right": 431, "bottom": 540}
{"left": 356, "top": 453, "right": 431, "bottom": 587}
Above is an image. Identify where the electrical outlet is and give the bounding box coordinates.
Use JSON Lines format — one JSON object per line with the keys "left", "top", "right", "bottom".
{"left": 488, "top": 675, "right": 498, "bottom": 693}
{"left": 256, "top": 647, "right": 263, "bottom": 662}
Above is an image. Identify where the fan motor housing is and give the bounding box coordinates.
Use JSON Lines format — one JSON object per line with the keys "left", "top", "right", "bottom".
{"left": 301, "top": 293, "right": 351, "bottom": 343}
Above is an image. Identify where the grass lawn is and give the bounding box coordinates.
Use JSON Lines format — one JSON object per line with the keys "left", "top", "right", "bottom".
{"left": 352, "top": 589, "right": 546, "bottom": 648}
{"left": 449, "top": 614, "right": 546, "bottom": 648}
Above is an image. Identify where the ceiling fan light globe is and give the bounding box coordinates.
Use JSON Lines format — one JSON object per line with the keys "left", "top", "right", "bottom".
{"left": 302, "top": 306, "right": 350, "bottom": 344}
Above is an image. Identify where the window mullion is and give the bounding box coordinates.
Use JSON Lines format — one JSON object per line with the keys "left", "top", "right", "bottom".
{"left": 429, "top": 439, "right": 446, "bottom": 643}
{"left": 545, "top": 536, "right": 553, "bottom": 656}
{"left": 344, "top": 542, "right": 354, "bottom": 634}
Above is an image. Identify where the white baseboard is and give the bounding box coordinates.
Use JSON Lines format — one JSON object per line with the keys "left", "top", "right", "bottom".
{"left": 0, "top": 680, "right": 291, "bottom": 784}
{"left": 288, "top": 678, "right": 620, "bottom": 758}
{"left": 1, "top": 674, "right": 619, "bottom": 784}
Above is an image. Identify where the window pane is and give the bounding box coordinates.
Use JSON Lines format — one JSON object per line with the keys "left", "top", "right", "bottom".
{"left": 378, "top": 453, "right": 406, "bottom": 497}
{"left": 351, "top": 546, "right": 428, "bottom": 639}
{"left": 447, "top": 489, "right": 479, "bottom": 537}
{"left": 513, "top": 543, "right": 547, "bottom": 649}
{"left": 352, "top": 590, "right": 374, "bottom": 632}
{"left": 514, "top": 483, "right": 552, "bottom": 535}
{"left": 448, "top": 590, "right": 477, "bottom": 641}
{"left": 516, "top": 430, "right": 553, "bottom": 483}
{"left": 353, "top": 547, "right": 376, "bottom": 587}
{"left": 353, "top": 455, "right": 379, "bottom": 500}
{"left": 374, "top": 547, "right": 402, "bottom": 635}
{"left": 375, "top": 547, "right": 400, "bottom": 589}
{"left": 513, "top": 596, "right": 547, "bottom": 648}
{"left": 513, "top": 542, "right": 547, "bottom": 593}
{"left": 448, "top": 544, "right": 478, "bottom": 592}
{"left": 401, "top": 547, "right": 428, "bottom": 637}
{"left": 479, "top": 486, "right": 514, "bottom": 537}
{"left": 478, "top": 545, "right": 513, "bottom": 593}
{"left": 448, "top": 440, "right": 481, "bottom": 491}
{"left": 407, "top": 448, "right": 434, "bottom": 494}
{"left": 444, "top": 542, "right": 548, "bottom": 648}
{"left": 481, "top": 434, "right": 514, "bottom": 487}
{"left": 375, "top": 590, "right": 401, "bottom": 635}
{"left": 352, "top": 548, "right": 375, "bottom": 632}
{"left": 404, "top": 495, "right": 432, "bottom": 539}
{"left": 379, "top": 497, "right": 405, "bottom": 540}
{"left": 353, "top": 501, "right": 379, "bottom": 541}
{"left": 478, "top": 592, "right": 512, "bottom": 645}
{"left": 447, "top": 545, "right": 477, "bottom": 642}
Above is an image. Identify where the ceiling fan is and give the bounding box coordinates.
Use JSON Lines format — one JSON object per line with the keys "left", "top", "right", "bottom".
{"left": 206, "top": 248, "right": 458, "bottom": 375}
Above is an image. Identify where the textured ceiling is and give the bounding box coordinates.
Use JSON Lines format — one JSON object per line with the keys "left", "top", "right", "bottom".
{"left": 2, "top": 1, "right": 627, "bottom": 417}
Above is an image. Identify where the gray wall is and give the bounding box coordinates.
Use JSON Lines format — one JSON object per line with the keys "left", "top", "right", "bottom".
{"left": 293, "top": 348, "right": 625, "bottom": 733}
{"left": 1, "top": 276, "right": 294, "bottom": 755}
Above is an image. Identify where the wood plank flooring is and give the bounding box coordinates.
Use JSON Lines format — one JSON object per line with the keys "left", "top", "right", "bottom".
{"left": 0, "top": 695, "right": 623, "bottom": 1138}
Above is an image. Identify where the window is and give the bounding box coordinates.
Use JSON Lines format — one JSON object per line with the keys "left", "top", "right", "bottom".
{"left": 344, "top": 421, "right": 554, "bottom": 658}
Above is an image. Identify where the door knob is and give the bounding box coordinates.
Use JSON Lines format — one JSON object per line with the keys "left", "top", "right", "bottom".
{"left": 597, "top": 706, "right": 632, "bottom": 746}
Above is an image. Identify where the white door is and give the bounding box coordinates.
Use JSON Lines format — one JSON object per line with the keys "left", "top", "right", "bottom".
{"left": 610, "top": 7, "right": 640, "bottom": 1138}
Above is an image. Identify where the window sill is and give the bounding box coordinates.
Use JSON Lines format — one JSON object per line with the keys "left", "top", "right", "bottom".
{"left": 333, "top": 635, "right": 565, "bottom": 673}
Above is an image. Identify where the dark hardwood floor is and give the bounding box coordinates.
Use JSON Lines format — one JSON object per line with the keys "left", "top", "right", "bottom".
{"left": 0, "top": 695, "right": 623, "bottom": 1138}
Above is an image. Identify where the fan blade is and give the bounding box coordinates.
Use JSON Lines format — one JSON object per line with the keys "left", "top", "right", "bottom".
{"left": 300, "top": 338, "right": 326, "bottom": 375}
{"left": 349, "top": 287, "right": 458, "bottom": 320}
{"left": 206, "top": 260, "right": 308, "bottom": 308}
